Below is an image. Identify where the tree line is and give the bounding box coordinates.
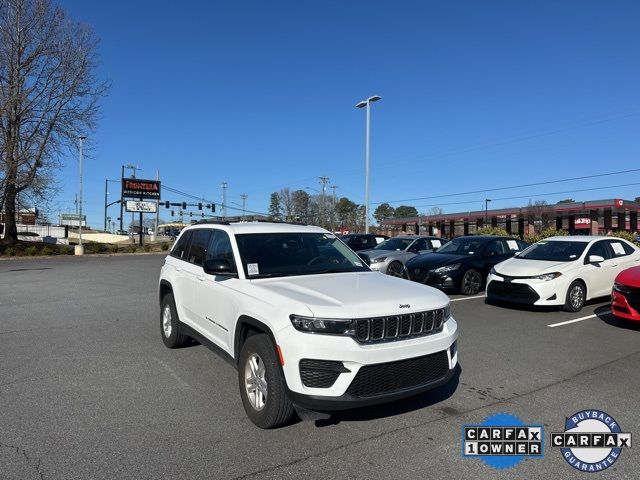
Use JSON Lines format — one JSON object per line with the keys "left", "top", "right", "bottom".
{"left": 268, "top": 188, "right": 434, "bottom": 232}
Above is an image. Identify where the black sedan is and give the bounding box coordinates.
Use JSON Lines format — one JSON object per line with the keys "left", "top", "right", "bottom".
{"left": 404, "top": 235, "right": 528, "bottom": 295}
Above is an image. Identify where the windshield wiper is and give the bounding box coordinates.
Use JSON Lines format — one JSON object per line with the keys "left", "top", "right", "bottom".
{"left": 247, "top": 273, "right": 288, "bottom": 279}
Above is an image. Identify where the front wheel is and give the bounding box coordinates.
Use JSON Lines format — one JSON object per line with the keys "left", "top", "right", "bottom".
{"left": 160, "top": 293, "right": 189, "bottom": 348}
{"left": 386, "top": 261, "right": 405, "bottom": 278}
{"left": 460, "top": 269, "right": 482, "bottom": 295}
{"left": 238, "top": 334, "right": 295, "bottom": 429}
{"left": 563, "top": 281, "right": 586, "bottom": 312}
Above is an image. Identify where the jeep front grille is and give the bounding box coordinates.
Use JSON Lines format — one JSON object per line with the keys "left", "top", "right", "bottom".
{"left": 353, "top": 309, "right": 445, "bottom": 344}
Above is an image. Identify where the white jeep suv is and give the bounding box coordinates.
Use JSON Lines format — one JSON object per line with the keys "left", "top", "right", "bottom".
{"left": 158, "top": 221, "right": 459, "bottom": 428}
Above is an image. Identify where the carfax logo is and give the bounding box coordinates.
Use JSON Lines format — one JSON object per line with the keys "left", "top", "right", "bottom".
{"left": 462, "top": 413, "right": 544, "bottom": 469}
{"left": 552, "top": 409, "right": 632, "bottom": 473}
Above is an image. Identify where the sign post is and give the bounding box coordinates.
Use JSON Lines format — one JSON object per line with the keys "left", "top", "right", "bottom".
{"left": 120, "top": 179, "right": 161, "bottom": 246}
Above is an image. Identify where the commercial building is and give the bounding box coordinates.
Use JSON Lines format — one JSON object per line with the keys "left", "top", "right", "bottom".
{"left": 382, "top": 198, "right": 640, "bottom": 238}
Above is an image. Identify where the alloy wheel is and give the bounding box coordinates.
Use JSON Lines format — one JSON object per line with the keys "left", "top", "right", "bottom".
{"left": 244, "top": 353, "right": 268, "bottom": 411}
{"left": 162, "top": 305, "right": 172, "bottom": 338}
{"left": 387, "top": 262, "right": 404, "bottom": 278}
{"left": 464, "top": 270, "right": 481, "bottom": 294}
{"left": 570, "top": 285, "right": 584, "bottom": 310}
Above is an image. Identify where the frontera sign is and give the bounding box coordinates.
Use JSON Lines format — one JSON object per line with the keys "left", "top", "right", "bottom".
{"left": 122, "top": 179, "right": 161, "bottom": 199}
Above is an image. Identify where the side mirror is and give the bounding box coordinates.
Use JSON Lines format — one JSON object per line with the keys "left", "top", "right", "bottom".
{"left": 588, "top": 255, "right": 605, "bottom": 264}
{"left": 357, "top": 252, "right": 371, "bottom": 266}
{"left": 203, "top": 258, "right": 236, "bottom": 277}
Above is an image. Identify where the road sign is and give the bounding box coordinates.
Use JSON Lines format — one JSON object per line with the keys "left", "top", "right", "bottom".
{"left": 125, "top": 200, "right": 158, "bottom": 213}
{"left": 60, "top": 213, "right": 86, "bottom": 227}
{"left": 121, "top": 179, "right": 161, "bottom": 199}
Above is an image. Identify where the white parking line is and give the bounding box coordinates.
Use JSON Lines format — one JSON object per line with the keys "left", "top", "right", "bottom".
{"left": 547, "top": 314, "right": 597, "bottom": 328}
{"left": 450, "top": 295, "right": 485, "bottom": 302}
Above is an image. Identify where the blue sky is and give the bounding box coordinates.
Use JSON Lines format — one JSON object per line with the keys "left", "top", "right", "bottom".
{"left": 54, "top": 0, "right": 640, "bottom": 227}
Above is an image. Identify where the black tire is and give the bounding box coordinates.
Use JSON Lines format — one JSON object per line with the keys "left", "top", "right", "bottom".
{"left": 160, "top": 293, "right": 189, "bottom": 348}
{"left": 563, "top": 281, "right": 586, "bottom": 312}
{"left": 386, "top": 261, "right": 405, "bottom": 278}
{"left": 460, "top": 269, "right": 482, "bottom": 295}
{"left": 238, "top": 334, "right": 295, "bottom": 429}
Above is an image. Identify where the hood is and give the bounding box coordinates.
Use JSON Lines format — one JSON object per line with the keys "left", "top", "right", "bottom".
{"left": 248, "top": 272, "right": 449, "bottom": 318}
{"left": 615, "top": 265, "right": 640, "bottom": 286}
{"left": 493, "top": 257, "right": 571, "bottom": 276}
{"left": 406, "top": 253, "right": 466, "bottom": 269}
{"left": 360, "top": 248, "right": 402, "bottom": 260}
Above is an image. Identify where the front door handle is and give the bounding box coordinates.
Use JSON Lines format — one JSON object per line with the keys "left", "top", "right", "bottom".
{"left": 175, "top": 266, "right": 182, "bottom": 272}
{"left": 196, "top": 274, "right": 205, "bottom": 282}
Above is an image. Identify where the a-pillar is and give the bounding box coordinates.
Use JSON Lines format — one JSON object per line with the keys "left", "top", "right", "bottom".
{"left": 590, "top": 209, "right": 599, "bottom": 236}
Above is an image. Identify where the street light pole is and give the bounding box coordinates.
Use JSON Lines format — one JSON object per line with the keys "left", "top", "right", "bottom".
{"left": 240, "top": 194, "right": 248, "bottom": 220}
{"left": 76, "top": 135, "right": 86, "bottom": 255}
{"left": 356, "top": 95, "right": 381, "bottom": 233}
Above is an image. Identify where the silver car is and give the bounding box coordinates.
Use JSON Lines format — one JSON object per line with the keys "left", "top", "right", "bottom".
{"left": 362, "top": 235, "right": 445, "bottom": 277}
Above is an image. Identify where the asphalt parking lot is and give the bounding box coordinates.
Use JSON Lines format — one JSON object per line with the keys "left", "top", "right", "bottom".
{"left": 1, "top": 255, "right": 639, "bottom": 480}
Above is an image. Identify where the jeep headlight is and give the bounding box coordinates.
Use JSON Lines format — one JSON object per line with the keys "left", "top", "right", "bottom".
{"left": 533, "top": 272, "right": 562, "bottom": 281}
{"left": 433, "top": 263, "right": 461, "bottom": 274}
{"left": 289, "top": 314, "right": 354, "bottom": 335}
{"left": 371, "top": 256, "right": 387, "bottom": 263}
{"left": 444, "top": 304, "right": 451, "bottom": 320}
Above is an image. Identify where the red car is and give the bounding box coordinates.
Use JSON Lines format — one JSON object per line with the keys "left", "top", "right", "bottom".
{"left": 611, "top": 266, "right": 640, "bottom": 321}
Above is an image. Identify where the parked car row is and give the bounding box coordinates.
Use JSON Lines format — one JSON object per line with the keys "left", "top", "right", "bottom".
{"left": 347, "top": 233, "right": 640, "bottom": 317}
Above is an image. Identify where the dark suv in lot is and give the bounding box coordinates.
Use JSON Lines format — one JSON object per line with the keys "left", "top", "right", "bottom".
{"left": 340, "top": 233, "right": 389, "bottom": 252}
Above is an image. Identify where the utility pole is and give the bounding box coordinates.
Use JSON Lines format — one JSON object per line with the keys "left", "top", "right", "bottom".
{"left": 153, "top": 169, "right": 160, "bottom": 241}
{"left": 485, "top": 199, "right": 492, "bottom": 226}
{"left": 76, "top": 136, "right": 86, "bottom": 255}
{"left": 221, "top": 181, "right": 228, "bottom": 218}
{"left": 330, "top": 185, "right": 338, "bottom": 233}
{"left": 240, "top": 194, "right": 248, "bottom": 220}
{"left": 319, "top": 176, "right": 329, "bottom": 228}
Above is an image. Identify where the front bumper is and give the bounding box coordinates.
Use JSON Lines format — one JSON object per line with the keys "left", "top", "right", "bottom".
{"left": 405, "top": 268, "right": 459, "bottom": 290}
{"left": 486, "top": 273, "right": 565, "bottom": 306}
{"left": 277, "top": 317, "right": 458, "bottom": 410}
{"left": 611, "top": 290, "right": 640, "bottom": 321}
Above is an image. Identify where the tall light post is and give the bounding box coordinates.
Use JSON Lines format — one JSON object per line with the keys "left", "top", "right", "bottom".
{"left": 356, "top": 95, "right": 381, "bottom": 233}
{"left": 104, "top": 179, "right": 120, "bottom": 231}
{"left": 485, "top": 199, "right": 492, "bottom": 225}
{"left": 221, "top": 181, "right": 228, "bottom": 218}
{"left": 240, "top": 194, "right": 248, "bottom": 220}
{"left": 75, "top": 135, "right": 87, "bottom": 255}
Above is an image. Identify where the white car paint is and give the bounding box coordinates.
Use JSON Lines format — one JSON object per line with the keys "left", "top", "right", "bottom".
{"left": 487, "top": 236, "right": 640, "bottom": 306}
{"left": 160, "top": 222, "right": 458, "bottom": 401}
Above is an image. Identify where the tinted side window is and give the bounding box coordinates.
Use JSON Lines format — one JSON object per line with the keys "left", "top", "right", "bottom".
{"left": 412, "top": 239, "right": 428, "bottom": 251}
{"left": 587, "top": 241, "right": 612, "bottom": 260}
{"left": 170, "top": 230, "right": 192, "bottom": 260}
{"left": 186, "top": 229, "right": 212, "bottom": 266}
{"left": 207, "top": 230, "right": 236, "bottom": 267}
{"left": 364, "top": 236, "right": 377, "bottom": 249}
{"left": 485, "top": 240, "right": 506, "bottom": 255}
{"left": 607, "top": 240, "right": 633, "bottom": 257}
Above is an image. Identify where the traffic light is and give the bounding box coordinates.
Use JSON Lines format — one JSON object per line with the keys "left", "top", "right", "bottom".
{"left": 211, "top": 203, "right": 216, "bottom": 212}
{"left": 165, "top": 201, "right": 170, "bottom": 208}
{"left": 171, "top": 210, "right": 175, "bottom": 216}
{"left": 182, "top": 202, "right": 187, "bottom": 209}
{"left": 198, "top": 203, "right": 202, "bottom": 210}
{"left": 189, "top": 211, "right": 193, "bottom": 217}
{"left": 201, "top": 213, "right": 204, "bottom": 217}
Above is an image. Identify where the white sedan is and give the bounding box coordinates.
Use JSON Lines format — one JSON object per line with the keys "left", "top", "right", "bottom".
{"left": 486, "top": 235, "right": 640, "bottom": 312}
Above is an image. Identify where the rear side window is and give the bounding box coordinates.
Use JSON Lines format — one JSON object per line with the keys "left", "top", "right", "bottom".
{"left": 207, "top": 230, "right": 236, "bottom": 267}
{"left": 170, "top": 230, "right": 192, "bottom": 260}
{"left": 186, "top": 229, "right": 212, "bottom": 266}
{"left": 607, "top": 240, "right": 635, "bottom": 257}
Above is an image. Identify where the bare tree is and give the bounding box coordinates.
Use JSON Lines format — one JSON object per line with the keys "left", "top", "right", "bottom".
{"left": 0, "top": 0, "right": 108, "bottom": 241}
{"left": 526, "top": 200, "right": 550, "bottom": 233}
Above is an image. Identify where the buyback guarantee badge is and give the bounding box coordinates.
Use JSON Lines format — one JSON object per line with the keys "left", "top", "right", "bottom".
{"left": 462, "top": 413, "right": 544, "bottom": 469}
{"left": 552, "top": 409, "right": 632, "bottom": 473}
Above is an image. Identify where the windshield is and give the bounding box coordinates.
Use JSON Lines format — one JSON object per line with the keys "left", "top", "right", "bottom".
{"left": 517, "top": 240, "right": 588, "bottom": 262}
{"left": 374, "top": 237, "right": 414, "bottom": 251}
{"left": 435, "top": 237, "right": 488, "bottom": 255}
{"left": 235, "top": 232, "right": 370, "bottom": 278}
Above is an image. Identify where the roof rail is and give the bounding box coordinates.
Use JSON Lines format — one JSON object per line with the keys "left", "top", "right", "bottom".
{"left": 194, "top": 219, "right": 230, "bottom": 225}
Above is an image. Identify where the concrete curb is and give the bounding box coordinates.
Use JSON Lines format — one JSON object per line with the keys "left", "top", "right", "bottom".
{"left": 0, "top": 251, "right": 167, "bottom": 261}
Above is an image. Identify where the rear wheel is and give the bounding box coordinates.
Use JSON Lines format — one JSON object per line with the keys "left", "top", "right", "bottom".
{"left": 238, "top": 334, "right": 295, "bottom": 429}
{"left": 460, "top": 269, "right": 482, "bottom": 295}
{"left": 160, "top": 293, "right": 189, "bottom": 348}
{"left": 386, "top": 261, "right": 405, "bottom": 278}
{"left": 563, "top": 281, "right": 585, "bottom": 312}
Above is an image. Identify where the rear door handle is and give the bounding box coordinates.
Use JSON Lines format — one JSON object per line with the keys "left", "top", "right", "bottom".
{"left": 175, "top": 266, "right": 182, "bottom": 272}
{"left": 196, "top": 274, "right": 205, "bottom": 282}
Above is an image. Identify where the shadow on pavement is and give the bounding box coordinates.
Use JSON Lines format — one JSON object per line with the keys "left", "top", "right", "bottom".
{"left": 595, "top": 304, "right": 640, "bottom": 332}
{"left": 314, "top": 364, "right": 462, "bottom": 427}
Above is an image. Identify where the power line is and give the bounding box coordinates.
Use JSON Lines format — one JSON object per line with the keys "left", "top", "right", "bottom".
{"left": 163, "top": 185, "right": 270, "bottom": 216}
{"left": 372, "top": 168, "right": 640, "bottom": 206}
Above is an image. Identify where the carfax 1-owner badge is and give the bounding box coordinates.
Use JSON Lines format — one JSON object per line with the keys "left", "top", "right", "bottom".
{"left": 552, "top": 409, "right": 632, "bottom": 472}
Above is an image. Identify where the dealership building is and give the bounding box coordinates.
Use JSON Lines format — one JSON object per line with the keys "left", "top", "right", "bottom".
{"left": 382, "top": 198, "right": 640, "bottom": 238}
